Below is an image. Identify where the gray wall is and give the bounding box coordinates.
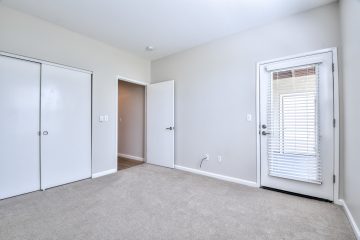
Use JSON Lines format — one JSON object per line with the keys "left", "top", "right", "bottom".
{"left": 0, "top": 5, "right": 150, "bottom": 174}
{"left": 151, "top": 3, "right": 341, "bottom": 182}
{"left": 118, "top": 81, "right": 145, "bottom": 159}
{"left": 340, "top": 0, "right": 360, "bottom": 231}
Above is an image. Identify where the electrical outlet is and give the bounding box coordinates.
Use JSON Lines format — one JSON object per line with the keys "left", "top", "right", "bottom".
{"left": 218, "top": 155, "right": 222, "bottom": 163}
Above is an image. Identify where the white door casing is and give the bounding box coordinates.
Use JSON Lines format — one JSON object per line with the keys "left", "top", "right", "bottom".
{"left": 0, "top": 56, "right": 41, "bottom": 199}
{"left": 147, "top": 80, "right": 175, "bottom": 168}
{"left": 41, "top": 64, "right": 92, "bottom": 189}
{"left": 259, "top": 52, "right": 334, "bottom": 201}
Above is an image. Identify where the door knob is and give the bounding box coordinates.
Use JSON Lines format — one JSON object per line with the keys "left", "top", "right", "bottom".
{"left": 166, "top": 127, "right": 174, "bottom": 130}
{"left": 43, "top": 131, "right": 49, "bottom": 135}
{"left": 261, "top": 131, "right": 270, "bottom": 136}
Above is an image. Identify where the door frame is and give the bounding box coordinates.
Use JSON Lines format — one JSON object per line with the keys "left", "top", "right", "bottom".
{"left": 256, "top": 48, "right": 340, "bottom": 204}
{"left": 116, "top": 75, "right": 148, "bottom": 170}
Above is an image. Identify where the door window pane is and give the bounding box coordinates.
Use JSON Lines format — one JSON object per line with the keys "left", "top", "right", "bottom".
{"left": 267, "top": 65, "right": 321, "bottom": 184}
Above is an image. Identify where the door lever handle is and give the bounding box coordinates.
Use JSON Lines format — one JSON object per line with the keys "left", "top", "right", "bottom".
{"left": 261, "top": 131, "right": 270, "bottom": 136}
{"left": 166, "top": 127, "right": 174, "bottom": 130}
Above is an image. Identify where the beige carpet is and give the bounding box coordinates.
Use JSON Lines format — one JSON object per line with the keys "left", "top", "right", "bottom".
{"left": 0, "top": 164, "right": 355, "bottom": 240}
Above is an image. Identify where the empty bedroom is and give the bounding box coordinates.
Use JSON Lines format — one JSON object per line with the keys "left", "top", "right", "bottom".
{"left": 0, "top": 0, "right": 359, "bottom": 239}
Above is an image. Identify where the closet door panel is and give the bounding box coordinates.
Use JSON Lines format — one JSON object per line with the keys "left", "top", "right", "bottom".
{"left": 41, "top": 64, "right": 91, "bottom": 189}
{"left": 0, "top": 55, "right": 40, "bottom": 199}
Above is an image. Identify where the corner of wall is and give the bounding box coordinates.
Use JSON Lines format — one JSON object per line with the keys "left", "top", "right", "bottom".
{"left": 339, "top": 199, "right": 360, "bottom": 239}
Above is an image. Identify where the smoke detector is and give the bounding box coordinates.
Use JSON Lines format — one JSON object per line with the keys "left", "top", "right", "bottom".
{"left": 145, "top": 46, "right": 155, "bottom": 51}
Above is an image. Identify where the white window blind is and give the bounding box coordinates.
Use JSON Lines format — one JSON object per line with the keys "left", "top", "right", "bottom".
{"left": 267, "top": 65, "right": 321, "bottom": 184}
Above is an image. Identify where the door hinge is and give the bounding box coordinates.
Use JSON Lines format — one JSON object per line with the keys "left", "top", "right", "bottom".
{"left": 332, "top": 63, "right": 335, "bottom": 72}
{"left": 333, "top": 118, "right": 336, "bottom": 128}
{"left": 333, "top": 174, "right": 336, "bottom": 184}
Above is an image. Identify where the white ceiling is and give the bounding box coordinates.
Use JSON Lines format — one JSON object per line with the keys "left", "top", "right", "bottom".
{"left": 1, "top": 0, "right": 336, "bottom": 60}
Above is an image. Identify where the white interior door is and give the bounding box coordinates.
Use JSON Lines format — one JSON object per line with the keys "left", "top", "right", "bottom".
{"left": 41, "top": 64, "right": 92, "bottom": 189}
{"left": 0, "top": 55, "right": 41, "bottom": 199}
{"left": 147, "top": 80, "right": 175, "bottom": 168}
{"left": 259, "top": 52, "right": 334, "bottom": 201}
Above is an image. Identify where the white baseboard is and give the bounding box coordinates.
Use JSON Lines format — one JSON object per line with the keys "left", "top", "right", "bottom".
{"left": 92, "top": 168, "right": 117, "bottom": 178}
{"left": 339, "top": 199, "right": 360, "bottom": 239}
{"left": 175, "top": 165, "right": 258, "bottom": 188}
{"left": 334, "top": 198, "right": 343, "bottom": 206}
{"left": 118, "top": 153, "right": 144, "bottom": 162}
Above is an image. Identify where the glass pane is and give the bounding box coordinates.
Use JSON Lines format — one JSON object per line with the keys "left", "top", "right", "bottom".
{"left": 267, "top": 65, "right": 321, "bottom": 184}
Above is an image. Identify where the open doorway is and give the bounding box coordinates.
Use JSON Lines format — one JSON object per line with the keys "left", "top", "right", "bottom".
{"left": 117, "top": 79, "right": 146, "bottom": 171}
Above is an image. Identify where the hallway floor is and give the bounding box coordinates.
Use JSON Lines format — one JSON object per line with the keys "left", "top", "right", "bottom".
{"left": 117, "top": 157, "right": 143, "bottom": 170}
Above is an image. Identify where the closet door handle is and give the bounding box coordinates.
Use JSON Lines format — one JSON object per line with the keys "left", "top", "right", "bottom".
{"left": 43, "top": 131, "right": 48, "bottom": 135}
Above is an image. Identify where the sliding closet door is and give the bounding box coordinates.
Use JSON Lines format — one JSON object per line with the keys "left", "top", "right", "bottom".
{"left": 0, "top": 55, "right": 40, "bottom": 199}
{"left": 41, "top": 64, "right": 91, "bottom": 189}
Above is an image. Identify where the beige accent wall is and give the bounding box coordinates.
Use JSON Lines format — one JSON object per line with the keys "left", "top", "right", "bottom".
{"left": 118, "top": 81, "right": 145, "bottom": 159}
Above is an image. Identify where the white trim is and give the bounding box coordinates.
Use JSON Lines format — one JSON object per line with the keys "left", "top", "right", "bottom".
{"left": 257, "top": 48, "right": 337, "bottom": 65}
{"left": 118, "top": 75, "right": 148, "bottom": 86}
{"left": 332, "top": 48, "right": 340, "bottom": 205}
{"left": 92, "top": 169, "right": 117, "bottom": 178}
{"left": 117, "top": 153, "right": 144, "bottom": 162}
{"left": 0, "top": 51, "right": 92, "bottom": 74}
{"left": 256, "top": 48, "right": 340, "bottom": 202}
{"left": 256, "top": 58, "right": 261, "bottom": 188}
{"left": 115, "top": 77, "right": 148, "bottom": 171}
{"left": 338, "top": 199, "right": 360, "bottom": 240}
{"left": 265, "top": 55, "right": 326, "bottom": 71}
{"left": 175, "top": 165, "right": 258, "bottom": 188}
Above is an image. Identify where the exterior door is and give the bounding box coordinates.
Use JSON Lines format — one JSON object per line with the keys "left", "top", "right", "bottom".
{"left": 147, "top": 80, "right": 175, "bottom": 168}
{"left": 0, "top": 55, "right": 41, "bottom": 199}
{"left": 259, "top": 52, "right": 334, "bottom": 200}
{"left": 41, "top": 64, "right": 92, "bottom": 189}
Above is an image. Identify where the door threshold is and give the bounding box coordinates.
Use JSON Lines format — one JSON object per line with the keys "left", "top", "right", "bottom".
{"left": 261, "top": 186, "right": 332, "bottom": 203}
